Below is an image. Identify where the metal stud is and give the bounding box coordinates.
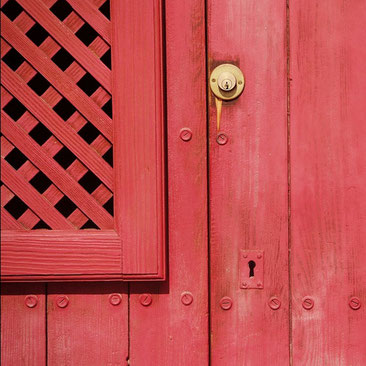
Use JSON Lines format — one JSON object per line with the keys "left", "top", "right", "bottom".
{"left": 220, "top": 296, "right": 233, "bottom": 310}
{"left": 25, "top": 295, "right": 38, "bottom": 308}
{"left": 181, "top": 292, "right": 193, "bottom": 306}
{"left": 139, "top": 293, "right": 152, "bottom": 306}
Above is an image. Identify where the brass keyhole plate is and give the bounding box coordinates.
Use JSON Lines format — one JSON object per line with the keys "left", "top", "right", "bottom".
{"left": 210, "top": 64, "right": 245, "bottom": 101}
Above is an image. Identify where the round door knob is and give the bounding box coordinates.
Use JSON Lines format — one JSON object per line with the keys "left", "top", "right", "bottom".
{"left": 218, "top": 71, "right": 236, "bottom": 91}
{"left": 209, "top": 64, "right": 245, "bottom": 100}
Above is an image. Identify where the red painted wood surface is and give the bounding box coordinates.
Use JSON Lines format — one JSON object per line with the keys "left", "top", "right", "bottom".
{"left": 207, "top": 0, "right": 289, "bottom": 364}
{"left": 290, "top": 0, "right": 366, "bottom": 364}
{"left": 129, "top": 0, "right": 209, "bottom": 364}
{"left": 1, "top": 284, "right": 46, "bottom": 365}
{"left": 1, "top": 0, "right": 166, "bottom": 281}
{"left": 2, "top": 0, "right": 366, "bottom": 365}
{"left": 47, "top": 283, "right": 128, "bottom": 365}
{"left": 112, "top": 0, "right": 166, "bottom": 278}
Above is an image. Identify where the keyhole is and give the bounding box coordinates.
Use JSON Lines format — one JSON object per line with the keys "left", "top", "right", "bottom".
{"left": 225, "top": 80, "right": 230, "bottom": 89}
{"left": 248, "top": 260, "right": 256, "bottom": 277}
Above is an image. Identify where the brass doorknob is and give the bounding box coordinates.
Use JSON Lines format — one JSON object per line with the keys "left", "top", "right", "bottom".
{"left": 217, "top": 71, "right": 236, "bottom": 91}
{"left": 210, "top": 64, "right": 245, "bottom": 100}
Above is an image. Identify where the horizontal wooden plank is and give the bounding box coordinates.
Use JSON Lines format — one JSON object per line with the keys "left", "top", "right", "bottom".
{"left": 1, "top": 231, "right": 121, "bottom": 277}
{"left": 2, "top": 112, "right": 113, "bottom": 229}
{"left": 1, "top": 14, "right": 112, "bottom": 141}
{"left": 17, "top": 0, "right": 111, "bottom": 92}
{"left": 2, "top": 63, "right": 113, "bottom": 189}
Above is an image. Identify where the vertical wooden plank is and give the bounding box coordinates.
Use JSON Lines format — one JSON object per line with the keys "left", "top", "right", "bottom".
{"left": 1, "top": 284, "right": 46, "bottom": 365}
{"left": 112, "top": 0, "right": 166, "bottom": 277}
{"left": 47, "top": 283, "right": 128, "bottom": 365}
{"left": 129, "top": 0, "right": 208, "bottom": 364}
{"left": 291, "top": 1, "right": 366, "bottom": 364}
{"left": 208, "top": 0, "right": 289, "bottom": 364}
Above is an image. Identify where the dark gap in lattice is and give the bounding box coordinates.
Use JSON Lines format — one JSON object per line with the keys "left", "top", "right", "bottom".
{"left": 29, "top": 123, "right": 52, "bottom": 145}
{"left": 102, "top": 99, "right": 112, "bottom": 118}
{"left": 26, "top": 23, "right": 49, "bottom": 47}
{"left": 27, "top": 73, "right": 51, "bottom": 96}
{"left": 77, "top": 72, "right": 100, "bottom": 96}
{"left": 4, "top": 195, "right": 28, "bottom": 219}
{"left": 3, "top": 97, "right": 26, "bottom": 121}
{"left": 2, "top": 48, "right": 25, "bottom": 71}
{"left": 100, "top": 49, "right": 111, "bottom": 69}
{"left": 102, "top": 147, "right": 113, "bottom": 167}
{"left": 50, "top": 0, "right": 73, "bottom": 21}
{"left": 29, "top": 171, "right": 52, "bottom": 194}
{"left": 103, "top": 197, "right": 113, "bottom": 216}
{"left": 98, "top": 1, "right": 110, "bottom": 20}
{"left": 53, "top": 98, "right": 76, "bottom": 121}
{"left": 51, "top": 48, "right": 74, "bottom": 71}
{"left": 78, "top": 122, "right": 99, "bottom": 144}
{"left": 54, "top": 195, "right": 77, "bottom": 218}
{"left": 4, "top": 147, "right": 27, "bottom": 170}
{"left": 53, "top": 146, "right": 76, "bottom": 169}
{"left": 80, "top": 219, "right": 99, "bottom": 229}
{"left": 1, "top": 0, "right": 23, "bottom": 21}
{"left": 78, "top": 171, "right": 102, "bottom": 194}
{"left": 32, "top": 219, "right": 51, "bottom": 229}
{"left": 75, "top": 23, "right": 98, "bottom": 47}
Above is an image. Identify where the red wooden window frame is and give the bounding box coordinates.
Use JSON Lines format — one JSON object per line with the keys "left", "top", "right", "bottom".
{"left": 1, "top": 0, "right": 166, "bottom": 282}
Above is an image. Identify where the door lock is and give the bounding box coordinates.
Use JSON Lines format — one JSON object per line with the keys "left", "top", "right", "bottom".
{"left": 217, "top": 71, "right": 236, "bottom": 91}
{"left": 210, "top": 64, "right": 245, "bottom": 100}
{"left": 210, "top": 64, "right": 245, "bottom": 132}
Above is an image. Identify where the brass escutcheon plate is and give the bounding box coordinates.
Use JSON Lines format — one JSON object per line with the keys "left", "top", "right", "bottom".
{"left": 210, "top": 64, "right": 245, "bottom": 100}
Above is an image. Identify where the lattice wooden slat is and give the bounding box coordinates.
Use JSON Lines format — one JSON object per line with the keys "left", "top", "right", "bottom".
{"left": 66, "top": 0, "right": 111, "bottom": 44}
{"left": 1, "top": 14, "right": 113, "bottom": 140}
{"left": 1, "top": 0, "right": 166, "bottom": 281}
{"left": 18, "top": 0, "right": 111, "bottom": 91}
{"left": 2, "top": 113, "right": 113, "bottom": 228}
{"left": 1, "top": 0, "right": 113, "bottom": 231}
{"left": 2, "top": 160, "right": 74, "bottom": 229}
{"left": 2, "top": 65, "right": 113, "bottom": 188}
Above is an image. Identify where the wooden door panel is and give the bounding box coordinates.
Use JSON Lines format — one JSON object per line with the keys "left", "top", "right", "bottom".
{"left": 47, "top": 283, "right": 128, "bottom": 366}
{"left": 1, "top": 0, "right": 166, "bottom": 281}
{"left": 1, "top": 284, "right": 46, "bottom": 366}
{"left": 208, "top": 0, "right": 289, "bottom": 364}
{"left": 290, "top": 0, "right": 366, "bottom": 364}
{"left": 129, "top": 0, "right": 209, "bottom": 364}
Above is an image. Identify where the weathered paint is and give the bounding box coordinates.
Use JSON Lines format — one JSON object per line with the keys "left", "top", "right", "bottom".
{"left": 1, "top": 0, "right": 366, "bottom": 364}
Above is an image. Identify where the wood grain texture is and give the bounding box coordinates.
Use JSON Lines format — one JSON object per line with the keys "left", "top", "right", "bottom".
{"left": 47, "top": 283, "right": 128, "bottom": 366}
{"left": 129, "top": 0, "right": 209, "bottom": 364}
{"left": 17, "top": 0, "right": 111, "bottom": 92}
{"left": 208, "top": 0, "right": 289, "bottom": 364}
{"left": 112, "top": 0, "right": 166, "bottom": 278}
{"left": 1, "top": 160, "right": 75, "bottom": 229}
{"left": 1, "top": 231, "right": 121, "bottom": 278}
{"left": 1, "top": 0, "right": 166, "bottom": 280}
{"left": 1, "top": 209, "right": 25, "bottom": 230}
{"left": 1, "top": 112, "right": 113, "bottom": 229}
{"left": 290, "top": 1, "right": 366, "bottom": 364}
{"left": 1, "top": 284, "right": 46, "bottom": 366}
{"left": 1, "top": 14, "right": 112, "bottom": 141}
{"left": 2, "top": 63, "right": 113, "bottom": 189}
{"left": 67, "top": 0, "right": 111, "bottom": 44}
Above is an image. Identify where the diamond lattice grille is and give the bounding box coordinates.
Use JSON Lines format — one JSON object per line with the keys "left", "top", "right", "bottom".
{"left": 1, "top": 0, "right": 113, "bottom": 230}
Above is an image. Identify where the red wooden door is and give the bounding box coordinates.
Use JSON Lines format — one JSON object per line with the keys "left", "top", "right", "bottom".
{"left": 1, "top": 0, "right": 366, "bottom": 365}
{"left": 208, "top": 0, "right": 366, "bottom": 364}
